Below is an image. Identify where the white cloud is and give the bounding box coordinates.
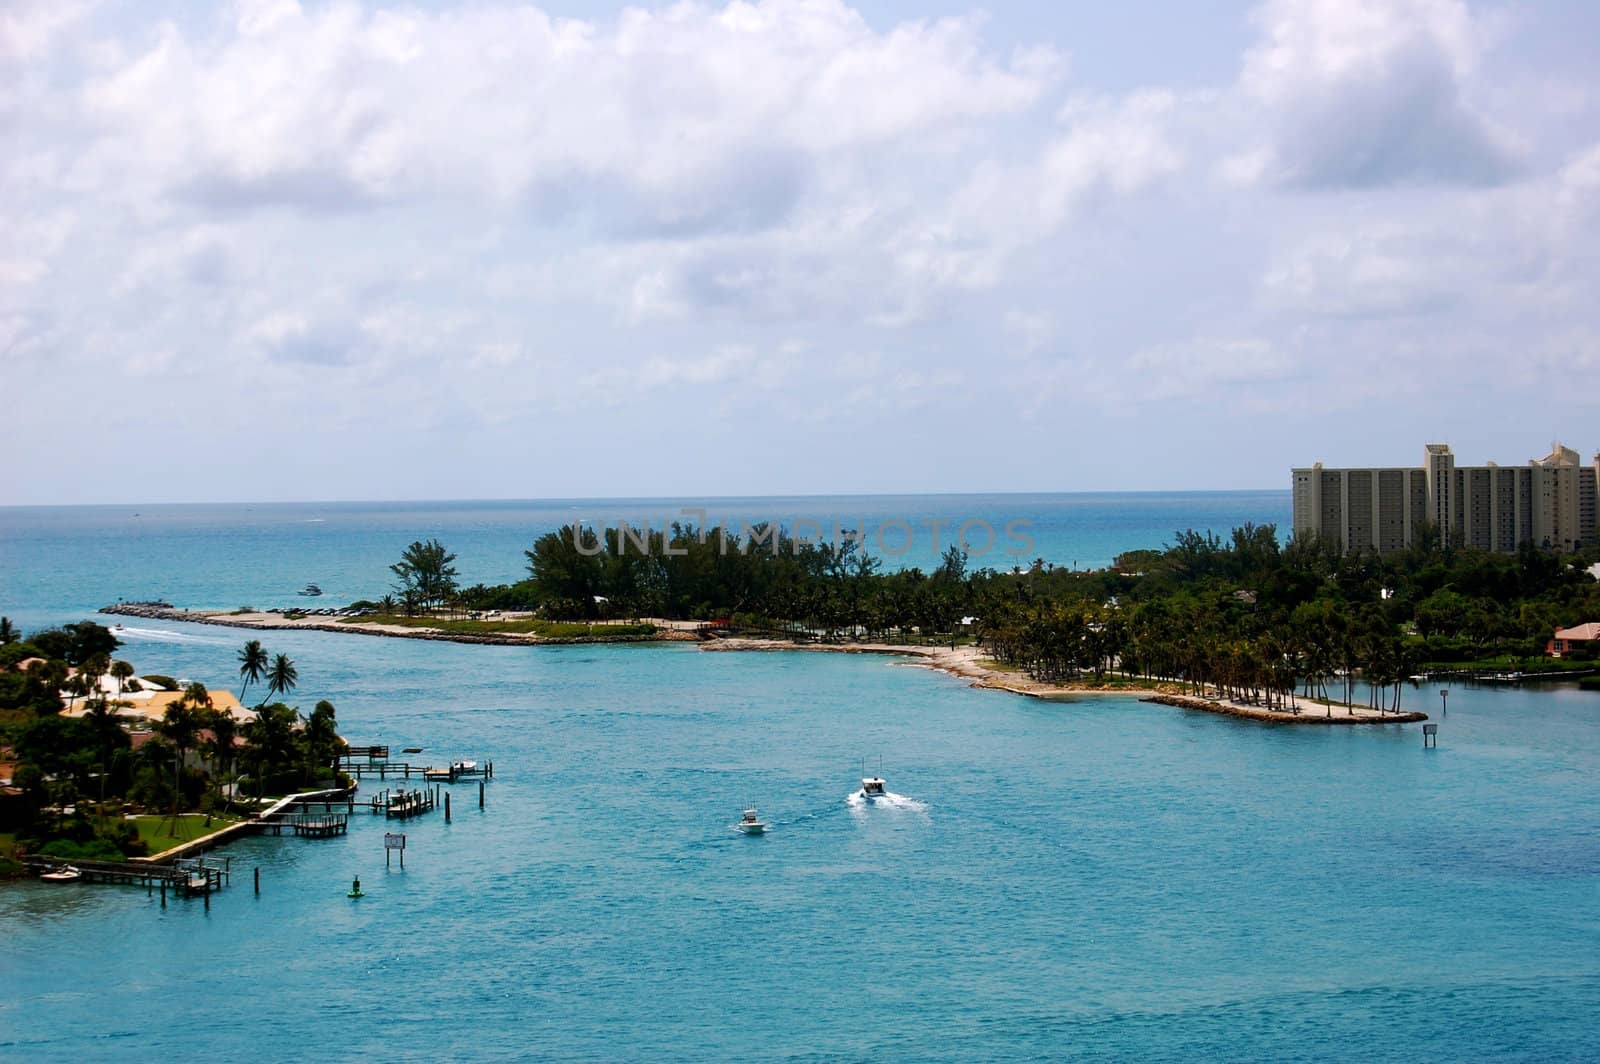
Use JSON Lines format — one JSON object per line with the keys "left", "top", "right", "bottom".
{"left": 4, "top": 0, "right": 1600, "bottom": 502}
{"left": 1127, "top": 337, "right": 1298, "bottom": 399}
{"left": 1232, "top": 0, "right": 1523, "bottom": 188}
{"left": 75, "top": 0, "right": 1057, "bottom": 225}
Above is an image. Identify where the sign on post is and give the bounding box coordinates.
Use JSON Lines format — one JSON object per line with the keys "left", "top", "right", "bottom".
{"left": 385, "top": 832, "right": 406, "bottom": 868}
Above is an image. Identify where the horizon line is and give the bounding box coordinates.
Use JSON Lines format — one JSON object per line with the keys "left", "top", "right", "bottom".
{"left": 0, "top": 487, "right": 1293, "bottom": 510}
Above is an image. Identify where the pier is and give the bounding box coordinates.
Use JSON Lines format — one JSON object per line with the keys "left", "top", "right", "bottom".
{"left": 255, "top": 812, "right": 349, "bottom": 838}
{"left": 352, "top": 787, "right": 440, "bottom": 819}
{"left": 338, "top": 747, "right": 494, "bottom": 783}
{"left": 24, "top": 855, "right": 230, "bottom": 896}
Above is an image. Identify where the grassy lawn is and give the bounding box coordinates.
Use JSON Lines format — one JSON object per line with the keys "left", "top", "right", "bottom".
{"left": 131, "top": 812, "right": 245, "bottom": 854}
{"left": 336, "top": 613, "right": 656, "bottom": 638}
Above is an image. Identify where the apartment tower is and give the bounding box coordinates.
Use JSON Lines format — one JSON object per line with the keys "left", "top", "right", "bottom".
{"left": 1291, "top": 444, "right": 1599, "bottom": 554}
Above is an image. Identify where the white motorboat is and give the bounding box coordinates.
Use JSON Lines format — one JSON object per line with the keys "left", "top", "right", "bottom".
{"left": 735, "top": 807, "right": 767, "bottom": 834}
{"left": 40, "top": 865, "right": 82, "bottom": 883}
{"left": 861, "top": 756, "right": 887, "bottom": 800}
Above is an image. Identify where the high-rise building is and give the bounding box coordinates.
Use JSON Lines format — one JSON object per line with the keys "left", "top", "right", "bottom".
{"left": 1291, "top": 444, "right": 1600, "bottom": 554}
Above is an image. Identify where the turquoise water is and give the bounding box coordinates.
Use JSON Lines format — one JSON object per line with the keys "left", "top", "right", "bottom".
{"left": 3, "top": 495, "right": 1599, "bottom": 1061}
{"left": 0, "top": 492, "right": 1285, "bottom": 630}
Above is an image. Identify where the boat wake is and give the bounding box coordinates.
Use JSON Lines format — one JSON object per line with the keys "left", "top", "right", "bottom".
{"left": 112, "top": 625, "right": 230, "bottom": 645}
{"left": 845, "top": 790, "right": 928, "bottom": 814}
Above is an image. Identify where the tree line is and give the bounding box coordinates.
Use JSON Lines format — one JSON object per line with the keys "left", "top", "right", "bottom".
{"left": 0, "top": 622, "right": 343, "bottom": 861}
{"left": 375, "top": 519, "right": 1600, "bottom": 704}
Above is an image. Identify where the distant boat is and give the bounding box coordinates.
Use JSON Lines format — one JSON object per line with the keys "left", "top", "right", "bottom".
{"left": 735, "top": 807, "right": 768, "bottom": 835}
{"left": 861, "top": 757, "right": 887, "bottom": 800}
{"left": 298, "top": 583, "right": 323, "bottom": 597}
{"left": 40, "top": 865, "right": 82, "bottom": 883}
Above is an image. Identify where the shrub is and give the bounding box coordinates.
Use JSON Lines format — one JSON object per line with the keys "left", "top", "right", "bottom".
{"left": 143, "top": 674, "right": 178, "bottom": 691}
{"left": 37, "top": 837, "right": 124, "bottom": 862}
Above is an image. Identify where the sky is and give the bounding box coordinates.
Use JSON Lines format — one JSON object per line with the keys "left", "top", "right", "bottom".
{"left": 3, "top": 0, "right": 1600, "bottom": 504}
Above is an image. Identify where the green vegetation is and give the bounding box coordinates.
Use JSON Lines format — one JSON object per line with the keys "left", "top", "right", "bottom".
{"left": 471, "top": 520, "right": 1595, "bottom": 712}
{"left": 353, "top": 527, "right": 1600, "bottom": 714}
{"left": 390, "top": 538, "right": 460, "bottom": 614}
{"left": 0, "top": 623, "right": 345, "bottom": 860}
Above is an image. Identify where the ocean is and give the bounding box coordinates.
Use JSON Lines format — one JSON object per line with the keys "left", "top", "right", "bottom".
{"left": 2, "top": 493, "right": 1598, "bottom": 1062}
{"left": 0, "top": 492, "right": 1286, "bottom": 632}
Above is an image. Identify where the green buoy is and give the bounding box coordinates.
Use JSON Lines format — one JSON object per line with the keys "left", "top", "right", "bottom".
{"left": 348, "top": 876, "right": 364, "bottom": 899}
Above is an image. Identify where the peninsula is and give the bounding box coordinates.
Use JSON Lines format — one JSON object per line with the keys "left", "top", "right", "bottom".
{"left": 93, "top": 515, "right": 1600, "bottom": 729}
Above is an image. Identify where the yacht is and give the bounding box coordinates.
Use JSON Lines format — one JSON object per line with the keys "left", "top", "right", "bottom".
{"left": 40, "top": 865, "right": 82, "bottom": 883}
{"left": 298, "top": 583, "right": 323, "bottom": 597}
{"left": 735, "top": 807, "right": 768, "bottom": 835}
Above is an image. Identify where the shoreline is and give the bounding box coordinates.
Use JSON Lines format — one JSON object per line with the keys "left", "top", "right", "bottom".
{"left": 701, "top": 638, "right": 1428, "bottom": 725}
{"left": 100, "top": 603, "right": 697, "bottom": 646}
{"left": 100, "top": 604, "right": 1425, "bottom": 726}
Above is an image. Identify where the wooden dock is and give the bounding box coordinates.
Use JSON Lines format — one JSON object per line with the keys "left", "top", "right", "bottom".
{"left": 337, "top": 750, "right": 494, "bottom": 783}
{"left": 256, "top": 812, "right": 349, "bottom": 837}
{"left": 350, "top": 787, "right": 439, "bottom": 819}
{"left": 24, "top": 855, "right": 229, "bottom": 896}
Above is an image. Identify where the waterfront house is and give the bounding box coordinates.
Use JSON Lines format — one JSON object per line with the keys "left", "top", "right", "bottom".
{"left": 1546, "top": 623, "right": 1600, "bottom": 657}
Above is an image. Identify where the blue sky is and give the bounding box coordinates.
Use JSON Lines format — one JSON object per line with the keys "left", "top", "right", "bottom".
{"left": 3, "top": 0, "right": 1599, "bottom": 504}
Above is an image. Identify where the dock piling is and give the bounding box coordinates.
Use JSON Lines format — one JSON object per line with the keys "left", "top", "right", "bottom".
{"left": 254, "top": 866, "right": 260, "bottom": 894}
{"left": 445, "top": 792, "right": 451, "bottom": 821}
{"left": 479, "top": 780, "right": 485, "bottom": 809}
{"left": 160, "top": 881, "right": 166, "bottom": 908}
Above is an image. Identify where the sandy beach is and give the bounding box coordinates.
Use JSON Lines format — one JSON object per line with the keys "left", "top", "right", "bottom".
{"left": 700, "top": 638, "right": 1427, "bottom": 724}
{"left": 102, "top": 604, "right": 698, "bottom": 646}
{"left": 101, "top": 604, "right": 1425, "bottom": 725}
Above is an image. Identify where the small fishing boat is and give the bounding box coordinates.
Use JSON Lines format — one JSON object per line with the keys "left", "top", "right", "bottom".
{"left": 735, "top": 807, "right": 768, "bottom": 835}
{"left": 298, "top": 583, "right": 323, "bottom": 597}
{"left": 40, "top": 865, "right": 82, "bottom": 883}
{"left": 861, "top": 757, "right": 887, "bottom": 800}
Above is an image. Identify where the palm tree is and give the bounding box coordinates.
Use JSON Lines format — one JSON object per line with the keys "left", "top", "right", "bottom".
{"left": 158, "top": 698, "right": 202, "bottom": 827}
{"left": 238, "top": 640, "right": 269, "bottom": 705}
{"left": 79, "top": 653, "right": 110, "bottom": 710}
{"left": 266, "top": 653, "right": 298, "bottom": 702}
{"left": 204, "top": 708, "right": 239, "bottom": 812}
{"left": 110, "top": 659, "right": 135, "bottom": 697}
